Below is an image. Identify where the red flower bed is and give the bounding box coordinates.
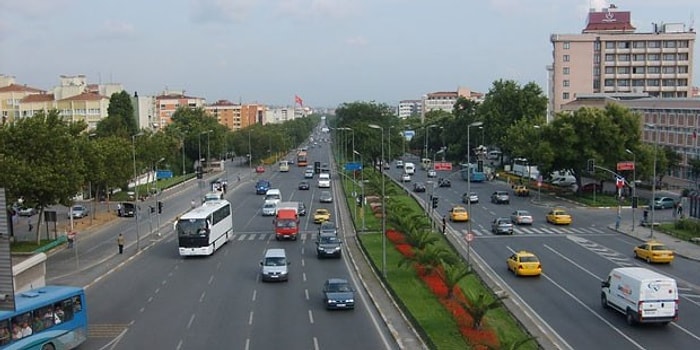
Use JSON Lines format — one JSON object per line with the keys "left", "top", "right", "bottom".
{"left": 388, "top": 230, "right": 500, "bottom": 348}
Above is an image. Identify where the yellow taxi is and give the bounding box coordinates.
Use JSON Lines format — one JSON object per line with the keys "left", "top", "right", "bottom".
{"left": 313, "top": 208, "right": 331, "bottom": 224}
{"left": 633, "top": 240, "right": 675, "bottom": 264}
{"left": 449, "top": 206, "right": 469, "bottom": 222}
{"left": 546, "top": 208, "right": 572, "bottom": 225}
{"left": 513, "top": 185, "right": 530, "bottom": 197}
{"left": 506, "top": 251, "right": 542, "bottom": 276}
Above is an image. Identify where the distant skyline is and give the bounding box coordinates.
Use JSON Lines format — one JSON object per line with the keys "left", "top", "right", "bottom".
{"left": 1, "top": 0, "right": 699, "bottom": 107}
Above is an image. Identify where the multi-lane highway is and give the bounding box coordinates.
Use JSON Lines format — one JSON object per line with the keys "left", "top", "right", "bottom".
{"left": 79, "top": 134, "right": 396, "bottom": 349}
{"left": 390, "top": 160, "right": 700, "bottom": 350}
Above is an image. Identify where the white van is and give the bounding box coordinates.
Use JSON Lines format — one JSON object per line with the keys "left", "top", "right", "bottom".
{"left": 550, "top": 175, "right": 576, "bottom": 187}
{"left": 260, "top": 248, "right": 290, "bottom": 282}
{"left": 264, "top": 189, "right": 282, "bottom": 204}
{"left": 404, "top": 162, "right": 416, "bottom": 175}
{"left": 601, "top": 267, "right": 678, "bottom": 325}
{"left": 318, "top": 173, "right": 331, "bottom": 188}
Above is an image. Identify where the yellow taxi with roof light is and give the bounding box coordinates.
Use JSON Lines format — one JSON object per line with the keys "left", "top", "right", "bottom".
{"left": 313, "top": 208, "right": 331, "bottom": 224}
{"left": 506, "top": 251, "right": 542, "bottom": 276}
{"left": 633, "top": 240, "right": 674, "bottom": 264}
{"left": 449, "top": 206, "right": 469, "bottom": 222}
{"left": 546, "top": 208, "right": 572, "bottom": 225}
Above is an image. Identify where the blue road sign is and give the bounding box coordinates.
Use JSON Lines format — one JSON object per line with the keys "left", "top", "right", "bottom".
{"left": 345, "top": 162, "right": 363, "bottom": 171}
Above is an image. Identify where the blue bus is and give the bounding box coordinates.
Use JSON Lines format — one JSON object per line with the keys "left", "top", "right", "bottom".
{"left": 0, "top": 286, "right": 87, "bottom": 350}
{"left": 460, "top": 163, "right": 486, "bottom": 182}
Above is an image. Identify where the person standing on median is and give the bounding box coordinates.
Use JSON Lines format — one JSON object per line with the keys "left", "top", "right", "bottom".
{"left": 117, "top": 233, "right": 125, "bottom": 254}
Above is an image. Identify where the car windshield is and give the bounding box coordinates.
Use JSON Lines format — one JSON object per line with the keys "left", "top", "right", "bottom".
{"left": 177, "top": 219, "right": 208, "bottom": 237}
{"left": 264, "top": 257, "right": 286, "bottom": 266}
{"left": 327, "top": 282, "right": 351, "bottom": 292}
{"left": 319, "top": 236, "right": 339, "bottom": 244}
{"left": 518, "top": 211, "right": 531, "bottom": 216}
{"left": 453, "top": 208, "right": 466, "bottom": 213}
{"left": 276, "top": 221, "right": 297, "bottom": 228}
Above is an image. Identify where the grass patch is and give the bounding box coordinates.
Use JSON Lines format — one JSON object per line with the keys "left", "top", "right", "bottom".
{"left": 110, "top": 174, "right": 195, "bottom": 201}
{"left": 658, "top": 220, "right": 700, "bottom": 241}
{"left": 11, "top": 240, "right": 58, "bottom": 253}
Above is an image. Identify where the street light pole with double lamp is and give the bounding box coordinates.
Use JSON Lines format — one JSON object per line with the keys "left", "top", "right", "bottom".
{"left": 132, "top": 132, "right": 144, "bottom": 250}
{"left": 368, "top": 124, "right": 386, "bottom": 278}
{"left": 466, "top": 121, "right": 483, "bottom": 271}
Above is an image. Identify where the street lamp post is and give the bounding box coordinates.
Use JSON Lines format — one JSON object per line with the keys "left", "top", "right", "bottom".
{"left": 534, "top": 125, "right": 541, "bottom": 202}
{"left": 248, "top": 130, "right": 252, "bottom": 170}
{"left": 368, "top": 124, "right": 386, "bottom": 278}
{"left": 207, "top": 130, "right": 212, "bottom": 168}
{"left": 152, "top": 157, "right": 165, "bottom": 236}
{"left": 132, "top": 132, "right": 144, "bottom": 250}
{"left": 645, "top": 123, "right": 658, "bottom": 238}
{"left": 626, "top": 148, "right": 637, "bottom": 232}
{"left": 424, "top": 125, "right": 437, "bottom": 162}
{"left": 354, "top": 150, "right": 365, "bottom": 230}
{"left": 466, "top": 121, "right": 483, "bottom": 271}
{"left": 181, "top": 137, "right": 186, "bottom": 175}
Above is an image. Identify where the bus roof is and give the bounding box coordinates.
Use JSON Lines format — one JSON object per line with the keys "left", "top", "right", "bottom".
{"left": 0, "top": 285, "right": 84, "bottom": 317}
{"left": 180, "top": 200, "right": 231, "bottom": 220}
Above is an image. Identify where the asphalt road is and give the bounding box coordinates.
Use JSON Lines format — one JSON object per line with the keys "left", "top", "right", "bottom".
{"left": 391, "top": 161, "right": 700, "bottom": 349}
{"left": 78, "top": 135, "right": 395, "bottom": 349}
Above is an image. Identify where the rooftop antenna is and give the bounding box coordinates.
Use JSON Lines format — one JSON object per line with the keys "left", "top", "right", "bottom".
{"left": 690, "top": 13, "right": 695, "bottom": 32}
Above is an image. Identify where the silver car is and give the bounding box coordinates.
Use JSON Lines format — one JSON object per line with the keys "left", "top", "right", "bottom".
{"left": 511, "top": 210, "right": 534, "bottom": 225}
{"left": 462, "top": 192, "right": 479, "bottom": 204}
{"left": 319, "top": 190, "right": 333, "bottom": 203}
{"left": 491, "top": 217, "right": 514, "bottom": 235}
{"left": 69, "top": 205, "right": 89, "bottom": 219}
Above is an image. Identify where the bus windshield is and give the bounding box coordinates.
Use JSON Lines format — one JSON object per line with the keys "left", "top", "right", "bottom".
{"left": 177, "top": 219, "right": 208, "bottom": 237}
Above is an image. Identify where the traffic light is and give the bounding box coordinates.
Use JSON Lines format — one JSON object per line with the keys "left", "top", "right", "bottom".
{"left": 357, "top": 194, "right": 364, "bottom": 207}
{"left": 158, "top": 201, "right": 163, "bottom": 214}
{"left": 196, "top": 166, "right": 203, "bottom": 179}
{"left": 432, "top": 196, "right": 439, "bottom": 209}
{"left": 587, "top": 159, "right": 595, "bottom": 173}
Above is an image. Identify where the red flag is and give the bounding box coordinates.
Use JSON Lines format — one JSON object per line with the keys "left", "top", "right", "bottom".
{"left": 295, "top": 95, "right": 303, "bottom": 107}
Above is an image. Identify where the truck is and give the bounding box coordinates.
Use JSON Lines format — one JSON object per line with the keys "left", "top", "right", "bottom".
{"left": 274, "top": 202, "right": 300, "bottom": 241}
{"left": 601, "top": 267, "right": 678, "bottom": 325}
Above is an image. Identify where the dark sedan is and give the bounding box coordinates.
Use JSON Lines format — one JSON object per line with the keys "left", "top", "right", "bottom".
{"left": 413, "top": 182, "right": 426, "bottom": 192}
{"left": 322, "top": 278, "right": 355, "bottom": 309}
{"left": 298, "top": 181, "right": 310, "bottom": 190}
{"left": 438, "top": 178, "right": 451, "bottom": 187}
{"left": 316, "top": 233, "right": 343, "bottom": 258}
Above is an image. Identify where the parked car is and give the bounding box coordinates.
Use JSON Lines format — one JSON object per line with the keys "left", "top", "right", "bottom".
{"left": 491, "top": 191, "right": 510, "bottom": 204}
{"left": 462, "top": 192, "right": 479, "bottom": 204}
{"left": 510, "top": 210, "right": 533, "bottom": 225}
{"left": 17, "top": 206, "right": 37, "bottom": 217}
{"left": 322, "top": 278, "right": 355, "bottom": 309}
{"left": 491, "top": 217, "right": 514, "bottom": 235}
{"left": 69, "top": 205, "right": 89, "bottom": 219}
{"left": 427, "top": 169, "right": 437, "bottom": 178}
{"left": 413, "top": 182, "right": 426, "bottom": 193}
{"left": 506, "top": 251, "right": 542, "bottom": 276}
{"left": 438, "top": 178, "right": 451, "bottom": 188}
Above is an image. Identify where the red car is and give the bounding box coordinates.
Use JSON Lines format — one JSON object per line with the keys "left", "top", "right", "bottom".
{"left": 255, "top": 165, "right": 265, "bottom": 173}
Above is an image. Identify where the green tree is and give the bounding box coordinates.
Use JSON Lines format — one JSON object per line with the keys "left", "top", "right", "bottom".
{"left": 404, "top": 230, "right": 439, "bottom": 251}
{"left": 460, "top": 292, "right": 507, "bottom": 330}
{"left": 398, "top": 245, "right": 453, "bottom": 276}
{"left": 442, "top": 261, "right": 472, "bottom": 299}
{"left": 661, "top": 145, "right": 681, "bottom": 184}
{"left": 81, "top": 135, "right": 133, "bottom": 210}
{"left": 0, "top": 110, "right": 87, "bottom": 243}
{"left": 95, "top": 91, "right": 137, "bottom": 138}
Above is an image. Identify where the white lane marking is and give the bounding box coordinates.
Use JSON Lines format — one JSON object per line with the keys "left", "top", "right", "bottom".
{"left": 248, "top": 311, "right": 254, "bottom": 325}
{"left": 199, "top": 291, "right": 206, "bottom": 303}
{"left": 245, "top": 338, "right": 250, "bottom": 350}
{"left": 208, "top": 275, "right": 214, "bottom": 285}
{"left": 305, "top": 289, "right": 310, "bottom": 300}
{"left": 313, "top": 336, "right": 320, "bottom": 350}
{"left": 252, "top": 290, "right": 257, "bottom": 302}
{"left": 176, "top": 339, "right": 183, "bottom": 350}
{"left": 303, "top": 272, "right": 307, "bottom": 282}
{"left": 187, "top": 314, "right": 196, "bottom": 329}
{"left": 308, "top": 310, "right": 314, "bottom": 324}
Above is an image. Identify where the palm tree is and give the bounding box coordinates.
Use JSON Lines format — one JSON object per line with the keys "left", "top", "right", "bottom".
{"left": 404, "top": 230, "right": 439, "bottom": 250}
{"left": 460, "top": 292, "right": 507, "bottom": 330}
{"left": 398, "top": 245, "right": 452, "bottom": 276}
{"left": 442, "top": 262, "right": 472, "bottom": 299}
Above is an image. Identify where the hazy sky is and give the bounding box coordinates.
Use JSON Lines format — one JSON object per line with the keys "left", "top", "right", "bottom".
{"left": 1, "top": 0, "right": 699, "bottom": 107}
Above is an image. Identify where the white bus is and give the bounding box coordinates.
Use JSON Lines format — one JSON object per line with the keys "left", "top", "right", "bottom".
{"left": 176, "top": 200, "right": 233, "bottom": 256}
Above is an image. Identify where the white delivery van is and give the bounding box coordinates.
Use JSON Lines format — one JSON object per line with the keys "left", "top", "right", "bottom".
{"left": 264, "top": 189, "right": 282, "bottom": 204}
{"left": 318, "top": 173, "right": 331, "bottom": 188}
{"left": 404, "top": 162, "right": 416, "bottom": 175}
{"left": 601, "top": 267, "right": 678, "bottom": 325}
{"left": 260, "top": 248, "right": 290, "bottom": 282}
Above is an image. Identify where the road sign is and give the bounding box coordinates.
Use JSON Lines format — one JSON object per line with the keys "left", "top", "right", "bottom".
{"left": 616, "top": 176, "right": 625, "bottom": 189}
{"left": 434, "top": 162, "right": 452, "bottom": 171}
{"left": 344, "top": 162, "right": 362, "bottom": 171}
{"left": 616, "top": 161, "right": 635, "bottom": 171}
{"left": 465, "top": 232, "right": 474, "bottom": 242}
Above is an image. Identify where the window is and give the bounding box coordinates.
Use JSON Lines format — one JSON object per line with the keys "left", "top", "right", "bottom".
{"left": 605, "top": 54, "right": 615, "bottom": 61}
{"left": 632, "top": 79, "right": 645, "bottom": 87}
{"left": 678, "top": 53, "right": 688, "bottom": 61}
{"left": 605, "top": 42, "right": 615, "bottom": 49}
{"left": 593, "top": 79, "right": 600, "bottom": 90}
{"left": 563, "top": 67, "right": 570, "bottom": 75}
{"left": 648, "top": 40, "right": 661, "bottom": 48}
{"left": 618, "top": 80, "right": 630, "bottom": 87}
{"left": 647, "top": 53, "right": 660, "bottom": 61}
{"left": 647, "top": 79, "right": 660, "bottom": 86}
{"left": 663, "top": 53, "right": 676, "bottom": 61}
{"left": 563, "top": 54, "right": 570, "bottom": 62}
{"left": 605, "top": 79, "right": 615, "bottom": 87}
{"left": 663, "top": 41, "right": 677, "bottom": 48}
{"left": 632, "top": 67, "right": 645, "bottom": 74}
{"left": 648, "top": 66, "right": 661, "bottom": 74}
{"left": 678, "top": 66, "right": 688, "bottom": 73}
{"left": 617, "top": 67, "right": 630, "bottom": 74}
{"left": 618, "top": 54, "right": 630, "bottom": 61}
{"left": 594, "top": 41, "right": 601, "bottom": 50}
{"left": 605, "top": 67, "right": 615, "bottom": 74}
{"left": 662, "top": 79, "right": 677, "bottom": 87}
{"left": 563, "top": 92, "right": 570, "bottom": 99}
{"left": 633, "top": 54, "right": 645, "bottom": 61}
{"left": 617, "top": 41, "right": 630, "bottom": 49}
{"left": 633, "top": 41, "right": 646, "bottom": 49}
{"left": 593, "top": 67, "right": 600, "bottom": 75}
{"left": 662, "top": 66, "right": 676, "bottom": 74}
{"left": 563, "top": 41, "right": 570, "bottom": 49}
{"left": 563, "top": 80, "right": 570, "bottom": 87}
{"left": 594, "top": 54, "right": 600, "bottom": 63}
{"left": 678, "top": 40, "right": 689, "bottom": 48}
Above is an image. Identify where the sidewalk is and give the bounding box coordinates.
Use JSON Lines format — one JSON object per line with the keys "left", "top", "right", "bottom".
{"left": 610, "top": 221, "right": 700, "bottom": 262}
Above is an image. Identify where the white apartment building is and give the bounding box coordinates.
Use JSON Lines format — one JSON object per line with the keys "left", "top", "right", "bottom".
{"left": 549, "top": 5, "right": 696, "bottom": 120}
{"left": 397, "top": 100, "right": 421, "bottom": 119}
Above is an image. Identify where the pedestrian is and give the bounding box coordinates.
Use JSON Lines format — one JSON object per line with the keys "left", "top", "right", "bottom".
{"left": 27, "top": 218, "right": 33, "bottom": 232}
{"left": 678, "top": 202, "right": 684, "bottom": 218}
{"left": 672, "top": 202, "right": 678, "bottom": 218}
{"left": 67, "top": 230, "right": 76, "bottom": 248}
{"left": 643, "top": 209, "right": 649, "bottom": 225}
{"left": 117, "top": 203, "right": 122, "bottom": 216}
{"left": 442, "top": 216, "right": 446, "bottom": 235}
{"left": 117, "top": 233, "right": 125, "bottom": 254}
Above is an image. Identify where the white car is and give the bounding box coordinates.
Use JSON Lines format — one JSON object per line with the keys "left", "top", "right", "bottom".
{"left": 396, "top": 160, "right": 404, "bottom": 168}
{"left": 400, "top": 173, "right": 411, "bottom": 182}
{"left": 427, "top": 169, "right": 437, "bottom": 178}
{"left": 511, "top": 210, "right": 534, "bottom": 225}
{"left": 261, "top": 201, "right": 277, "bottom": 216}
